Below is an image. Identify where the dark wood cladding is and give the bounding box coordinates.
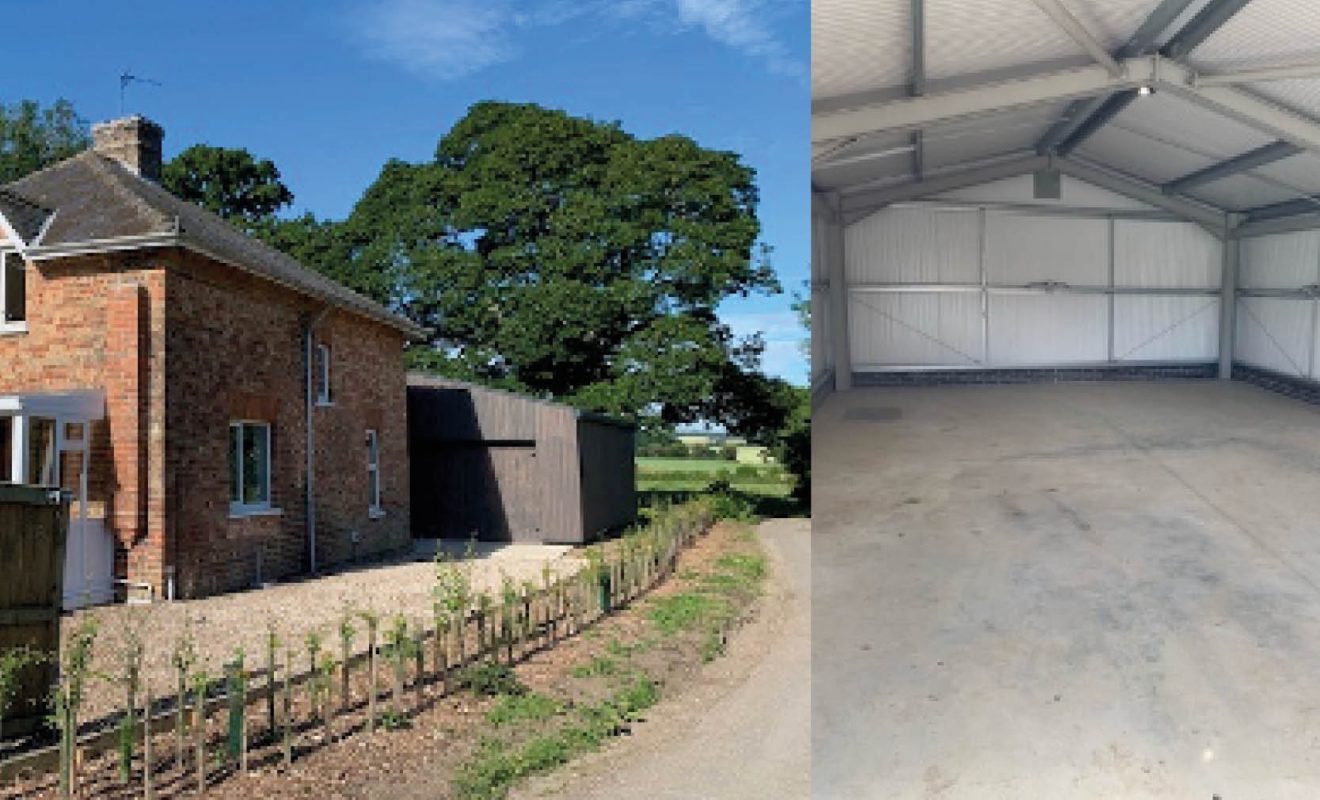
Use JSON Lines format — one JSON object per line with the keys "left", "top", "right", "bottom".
{"left": 406, "top": 375, "right": 636, "bottom": 544}
{"left": 578, "top": 421, "right": 637, "bottom": 538}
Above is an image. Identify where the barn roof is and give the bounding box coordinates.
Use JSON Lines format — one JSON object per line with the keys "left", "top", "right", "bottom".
{"left": 814, "top": 0, "right": 1320, "bottom": 237}
{"left": 406, "top": 374, "right": 637, "bottom": 430}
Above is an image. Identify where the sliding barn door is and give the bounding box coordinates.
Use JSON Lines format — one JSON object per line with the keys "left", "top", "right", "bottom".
{"left": 846, "top": 205, "right": 1221, "bottom": 372}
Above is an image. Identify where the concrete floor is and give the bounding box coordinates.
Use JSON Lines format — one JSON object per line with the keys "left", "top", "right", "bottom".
{"left": 813, "top": 381, "right": 1320, "bottom": 799}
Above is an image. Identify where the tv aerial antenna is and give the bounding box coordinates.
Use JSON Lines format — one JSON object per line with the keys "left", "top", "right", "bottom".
{"left": 119, "top": 70, "right": 162, "bottom": 114}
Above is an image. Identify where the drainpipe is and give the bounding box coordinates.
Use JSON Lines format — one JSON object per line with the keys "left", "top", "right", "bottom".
{"left": 305, "top": 306, "right": 331, "bottom": 575}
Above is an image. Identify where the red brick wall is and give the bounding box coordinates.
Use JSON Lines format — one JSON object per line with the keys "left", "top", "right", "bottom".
{"left": 164, "top": 251, "right": 410, "bottom": 597}
{"left": 0, "top": 252, "right": 169, "bottom": 591}
{"left": 0, "top": 245, "right": 410, "bottom": 600}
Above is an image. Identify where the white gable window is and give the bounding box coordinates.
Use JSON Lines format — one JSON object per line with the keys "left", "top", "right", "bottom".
{"left": 1, "top": 251, "right": 27, "bottom": 331}
{"left": 366, "top": 429, "right": 383, "bottom": 517}
{"left": 316, "top": 343, "right": 332, "bottom": 405}
{"left": 229, "top": 421, "right": 273, "bottom": 515}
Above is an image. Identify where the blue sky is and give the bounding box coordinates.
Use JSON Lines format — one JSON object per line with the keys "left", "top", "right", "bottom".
{"left": 9, "top": 0, "right": 809, "bottom": 384}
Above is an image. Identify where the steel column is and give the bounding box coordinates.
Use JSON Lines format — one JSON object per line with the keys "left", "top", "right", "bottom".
{"left": 1219, "top": 235, "right": 1239, "bottom": 379}
{"left": 828, "top": 216, "right": 852, "bottom": 391}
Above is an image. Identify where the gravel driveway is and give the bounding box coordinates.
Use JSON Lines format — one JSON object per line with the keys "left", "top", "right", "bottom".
{"left": 63, "top": 542, "right": 584, "bottom": 724}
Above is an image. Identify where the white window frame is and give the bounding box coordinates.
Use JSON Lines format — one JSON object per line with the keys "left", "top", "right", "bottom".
{"left": 229, "top": 421, "right": 276, "bottom": 517}
{"left": 0, "top": 250, "right": 28, "bottom": 335}
{"left": 315, "top": 343, "right": 333, "bottom": 406}
{"left": 366, "top": 428, "right": 383, "bottom": 517}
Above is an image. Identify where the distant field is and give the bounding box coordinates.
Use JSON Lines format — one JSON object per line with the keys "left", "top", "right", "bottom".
{"left": 636, "top": 457, "right": 791, "bottom": 497}
{"left": 636, "top": 457, "right": 771, "bottom": 473}
{"left": 638, "top": 480, "right": 794, "bottom": 498}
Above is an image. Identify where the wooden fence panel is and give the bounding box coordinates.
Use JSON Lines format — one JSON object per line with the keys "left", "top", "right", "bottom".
{"left": 0, "top": 484, "right": 68, "bottom": 739}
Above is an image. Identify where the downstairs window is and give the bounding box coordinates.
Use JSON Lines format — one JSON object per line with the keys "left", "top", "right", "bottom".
{"left": 229, "top": 421, "right": 272, "bottom": 514}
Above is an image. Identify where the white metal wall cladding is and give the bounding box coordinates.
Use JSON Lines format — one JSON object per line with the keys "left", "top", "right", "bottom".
{"left": 850, "top": 292, "right": 983, "bottom": 367}
{"left": 1114, "top": 296, "right": 1220, "bottom": 362}
{"left": 1114, "top": 221, "right": 1220, "bottom": 288}
{"left": 846, "top": 200, "right": 1225, "bottom": 371}
{"left": 845, "top": 207, "right": 981, "bottom": 284}
{"left": 984, "top": 214, "right": 1108, "bottom": 285}
{"left": 814, "top": 293, "right": 832, "bottom": 376}
{"left": 1239, "top": 231, "right": 1320, "bottom": 289}
{"left": 1236, "top": 298, "right": 1314, "bottom": 377}
{"left": 988, "top": 294, "right": 1108, "bottom": 364}
{"left": 1235, "top": 230, "right": 1320, "bottom": 380}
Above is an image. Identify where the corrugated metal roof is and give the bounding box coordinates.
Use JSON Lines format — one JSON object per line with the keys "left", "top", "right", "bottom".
{"left": 1111, "top": 91, "right": 1273, "bottom": 158}
{"left": 1189, "top": 0, "right": 1320, "bottom": 71}
{"left": 812, "top": 0, "right": 910, "bottom": 102}
{"left": 1183, "top": 172, "right": 1302, "bottom": 210}
{"left": 1251, "top": 151, "right": 1320, "bottom": 192}
{"left": 1075, "top": 124, "right": 1214, "bottom": 185}
{"left": 1254, "top": 79, "right": 1320, "bottom": 126}
{"left": 814, "top": 0, "right": 1320, "bottom": 220}
{"left": 921, "top": 107, "right": 1060, "bottom": 170}
{"left": 927, "top": 0, "right": 1084, "bottom": 81}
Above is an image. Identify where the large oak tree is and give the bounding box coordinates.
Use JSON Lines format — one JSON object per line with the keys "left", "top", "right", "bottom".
{"left": 340, "top": 101, "right": 783, "bottom": 430}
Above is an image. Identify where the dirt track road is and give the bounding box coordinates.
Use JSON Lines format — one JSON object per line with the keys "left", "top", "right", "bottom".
{"left": 514, "top": 517, "right": 811, "bottom": 800}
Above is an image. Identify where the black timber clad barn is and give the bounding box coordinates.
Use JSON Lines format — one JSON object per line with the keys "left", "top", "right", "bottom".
{"left": 406, "top": 375, "right": 637, "bottom": 544}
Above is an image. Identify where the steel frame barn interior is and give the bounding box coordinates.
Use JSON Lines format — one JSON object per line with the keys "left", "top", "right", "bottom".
{"left": 813, "top": 0, "right": 1320, "bottom": 402}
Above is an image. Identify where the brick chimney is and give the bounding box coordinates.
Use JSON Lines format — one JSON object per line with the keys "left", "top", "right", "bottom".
{"left": 91, "top": 116, "right": 164, "bottom": 182}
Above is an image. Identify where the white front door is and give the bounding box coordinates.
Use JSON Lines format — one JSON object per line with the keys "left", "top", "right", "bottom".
{"left": 55, "top": 421, "right": 114, "bottom": 609}
{"left": 0, "top": 391, "right": 113, "bottom": 609}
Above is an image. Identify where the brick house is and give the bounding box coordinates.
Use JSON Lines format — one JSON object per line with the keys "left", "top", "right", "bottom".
{"left": 0, "top": 116, "right": 424, "bottom": 605}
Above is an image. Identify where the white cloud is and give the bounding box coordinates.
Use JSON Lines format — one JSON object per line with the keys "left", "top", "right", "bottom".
{"left": 673, "top": 0, "right": 804, "bottom": 79}
{"left": 348, "top": 0, "right": 803, "bottom": 80}
{"left": 353, "top": 0, "right": 518, "bottom": 79}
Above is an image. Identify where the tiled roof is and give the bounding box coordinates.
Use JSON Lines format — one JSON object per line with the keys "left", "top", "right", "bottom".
{"left": 0, "top": 187, "right": 53, "bottom": 244}
{"left": 4, "top": 151, "right": 425, "bottom": 338}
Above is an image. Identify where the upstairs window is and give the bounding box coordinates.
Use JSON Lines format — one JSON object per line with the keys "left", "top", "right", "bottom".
{"left": 1, "top": 251, "right": 26, "bottom": 328}
{"left": 316, "top": 343, "right": 332, "bottom": 405}
{"left": 229, "top": 421, "right": 272, "bottom": 514}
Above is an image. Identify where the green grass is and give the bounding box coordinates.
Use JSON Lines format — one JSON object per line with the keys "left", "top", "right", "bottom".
{"left": 569, "top": 654, "right": 619, "bottom": 679}
{"left": 647, "top": 592, "right": 734, "bottom": 636}
{"left": 639, "top": 487, "right": 805, "bottom": 519}
{"left": 453, "top": 677, "right": 662, "bottom": 800}
{"left": 636, "top": 457, "right": 783, "bottom": 473}
{"left": 645, "top": 544, "right": 768, "bottom": 661}
{"left": 451, "top": 504, "right": 769, "bottom": 800}
{"left": 636, "top": 457, "right": 742, "bottom": 472}
{"left": 486, "top": 692, "right": 564, "bottom": 727}
{"left": 637, "top": 479, "right": 792, "bottom": 495}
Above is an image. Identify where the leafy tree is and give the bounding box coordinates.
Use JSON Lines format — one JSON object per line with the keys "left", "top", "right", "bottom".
{"left": 344, "top": 101, "right": 781, "bottom": 429}
{"left": 770, "top": 384, "right": 810, "bottom": 508}
{"left": 0, "top": 99, "right": 89, "bottom": 183}
{"left": 791, "top": 280, "right": 811, "bottom": 359}
{"left": 162, "top": 144, "right": 293, "bottom": 226}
